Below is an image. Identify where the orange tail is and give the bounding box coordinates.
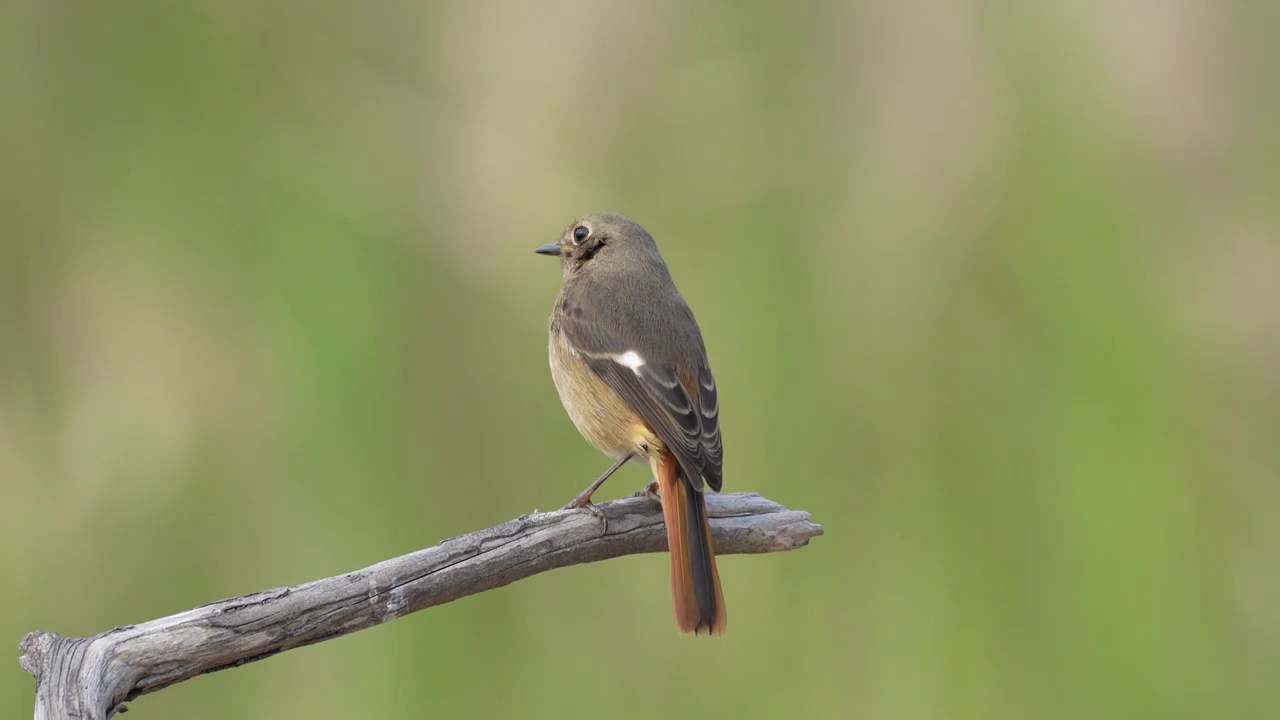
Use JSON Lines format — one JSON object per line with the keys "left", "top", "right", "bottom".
{"left": 656, "top": 451, "right": 726, "bottom": 636}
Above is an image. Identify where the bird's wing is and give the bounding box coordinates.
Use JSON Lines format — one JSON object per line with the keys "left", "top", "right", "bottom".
{"left": 558, "top": 305, "right": 723, "bottom": 492}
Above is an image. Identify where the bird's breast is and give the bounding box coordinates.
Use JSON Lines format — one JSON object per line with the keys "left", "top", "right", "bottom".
{"left": 548, "top": 327, "right": 661, "bottom": 460}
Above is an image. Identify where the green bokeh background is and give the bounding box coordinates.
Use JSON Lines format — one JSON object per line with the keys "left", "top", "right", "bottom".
{"left": 3, "top": 2, "right": 1277, "bottom": 718}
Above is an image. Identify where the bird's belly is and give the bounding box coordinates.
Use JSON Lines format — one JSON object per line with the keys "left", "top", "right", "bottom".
{"left": 549, "top": 331, "right": 660, "bottom": 459}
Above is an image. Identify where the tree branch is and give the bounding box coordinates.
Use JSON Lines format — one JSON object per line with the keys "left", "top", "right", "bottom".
{"left": 18, "top": 492, "right": 822, "bottom": 719}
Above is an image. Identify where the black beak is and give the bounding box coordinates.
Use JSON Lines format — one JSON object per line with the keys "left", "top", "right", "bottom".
{"left": 534, "top": 243, "right": 561, "bottom": 256}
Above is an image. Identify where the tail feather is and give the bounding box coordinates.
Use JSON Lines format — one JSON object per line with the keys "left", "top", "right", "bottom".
{"left": 656, "top": 451, "right": 726, "bottom": 636}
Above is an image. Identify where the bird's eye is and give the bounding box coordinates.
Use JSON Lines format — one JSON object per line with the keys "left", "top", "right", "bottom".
{"left": 572, "top": 226, "right": 590, "bottom": 245}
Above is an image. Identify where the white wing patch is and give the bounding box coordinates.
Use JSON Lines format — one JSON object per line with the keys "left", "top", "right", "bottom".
{"left": 616, "top": 351, "right": 646, "bottom": 374}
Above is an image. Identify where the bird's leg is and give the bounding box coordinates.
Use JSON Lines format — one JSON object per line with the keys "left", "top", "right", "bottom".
{"left": 563, "top": 453, "right": 633, "bottom": 526}
{"left": 634, "top": 480, "right": 661, "bottom": 502}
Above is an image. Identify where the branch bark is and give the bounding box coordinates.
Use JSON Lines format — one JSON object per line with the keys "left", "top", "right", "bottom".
{"left": 18, "top": 492, "right": 822, "bottom": 719}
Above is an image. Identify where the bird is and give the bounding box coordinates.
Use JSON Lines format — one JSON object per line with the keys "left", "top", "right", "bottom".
{"left": 536, "top": 211, "right": 726, "bottom": 636}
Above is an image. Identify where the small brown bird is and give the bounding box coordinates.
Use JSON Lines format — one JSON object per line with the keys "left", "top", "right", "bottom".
{"left": 536, "top": 212, "right": 726, "bottom": 636}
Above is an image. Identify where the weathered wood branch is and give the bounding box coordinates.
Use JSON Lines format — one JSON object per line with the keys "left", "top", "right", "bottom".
{"left": 19, "top": 492, "right": 822, "bottom": 719}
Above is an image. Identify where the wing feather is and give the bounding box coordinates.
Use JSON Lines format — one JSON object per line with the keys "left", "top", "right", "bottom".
{"left": 561, "top": 310, "right": 723, "bottom": 492}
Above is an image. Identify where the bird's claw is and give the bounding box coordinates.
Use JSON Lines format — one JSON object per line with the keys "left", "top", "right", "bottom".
{"left": 563, "top": 496, "right": 608, "bottom": 535}
{"left": 634, "top": 480, "right": 661, "bottom": 502}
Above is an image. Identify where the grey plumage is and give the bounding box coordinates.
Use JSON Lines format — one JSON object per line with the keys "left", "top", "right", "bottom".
{"left": 550, "top": 212, "right": 723, "bottom": 493}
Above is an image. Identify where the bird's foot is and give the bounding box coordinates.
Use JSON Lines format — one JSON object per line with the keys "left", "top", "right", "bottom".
{"left": 634, "top": 480, "right": 661, "bottom": 502}
{"left": 563, "top": 494, "right": 608, "bottom": 535}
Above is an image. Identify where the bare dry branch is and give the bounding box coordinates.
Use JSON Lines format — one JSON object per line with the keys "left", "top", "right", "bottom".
{"left": 18, "top": 492, "right": 822, "bottom": 720}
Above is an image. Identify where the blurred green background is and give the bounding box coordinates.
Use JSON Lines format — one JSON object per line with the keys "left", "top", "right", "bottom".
{"left": 3, "top": 1, "right": 1277, "bottom": 718}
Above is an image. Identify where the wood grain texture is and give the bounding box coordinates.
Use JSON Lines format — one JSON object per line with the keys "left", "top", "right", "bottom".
{"left": 18, "top": 492, "right": 822, "bottom": 720}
